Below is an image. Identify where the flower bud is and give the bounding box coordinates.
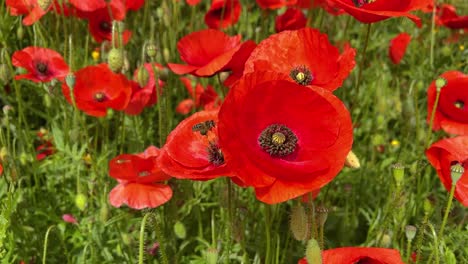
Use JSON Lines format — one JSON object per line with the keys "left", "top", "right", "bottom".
{"left": 17, "top": 26, "right": 24, "bottom": 40}
{"left": 290, "top": 203, "right": 308, "bottom": 241}
{"left": 75, "top": 193, "right": 87, "bottom": 211}
{"left": 305, "top": 238, "right": 322, "bottom": 264}
{"left": 99, "top": 205, "right": 109, "bottom": 223}
{"left": 107, "top": 48, "right": 124, "bottom": 73}
{"left": 205, "top": 247, "right": 219, "bottom": 264}
{"left": 392, "top": 163, "right": 405, "bottom": 185}
{"left": 163, "top": 48, "right": 170, "bottom": 62}
{"left": 435, "top": 77, "right": 446, "bottom": 92}
{"left": 173, "top": 221, "right": 187, "bottom": 239}
{"left": 0, "top": 64, "right": 11, "bottom": 84}
{"left": 315, "top": 206, "right": 329, "bottom": 227}
{"left": 136, "top": 66, "right": 149, "bottom": 87}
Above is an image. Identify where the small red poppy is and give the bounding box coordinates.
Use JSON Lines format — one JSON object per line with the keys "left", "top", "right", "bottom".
{"left": 218, "top": 71, "right": 353, "bottom": 204}
{"left": 125, "top": 63, "right": 165, "bottom": 115}
{"left": 436, "top": 4, "right": 468, "bottom": 30}
{"left": 109, "top": 146, "right": 173, "bottom": 210}
{"left": 62, "top": 214, "right": 78, "bottom": 224}
{"left": 275, "top": 8, "right": 307, "bottom": 33}
{"left": 256, "top": 0, "right": 297, "bottom": 10}
{"left": 243, "top": 28, "right": 356, "bottom": 92}
{"left": 426, "top": 136, "right": 468, "bottom": 207}
{"left": 205, "top": 0, "right": 242, "bottom": 29}
{"left": 298, "top": 247, "right": 405, "bottom": 263}
{"left": 159, "top": 110, "right": 234, "bottom": 180}
{"left": 388, "top": 33, "right": 411, "bottom": 64}
{"left": 12, "top": 47, "right": 69, "bottom": 83}
{"left": 175, "top": 77, "right": 221, "bottom": 115}
{"left": 329, "top": 0, "right": 432, "bottom": 27}
{"left": 6, "top": 0, "right": 51, "bottom": 26}
{"left": 62, "top": 64, "right": 132, "bottom": 117}
{"left": 168, "top": 29, "right": 243, "bottom": 77}
{"left": 427, "top": 71, "right": 468, "bottom": 135}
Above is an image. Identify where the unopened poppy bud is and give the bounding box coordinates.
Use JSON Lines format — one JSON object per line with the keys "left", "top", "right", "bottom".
{"left": 423, "top": 198, "right": 433, "bottom": 214}
{"left": 290, "top": 204, "right": 308, "bottom": 241}
{"left": 146, "top": 43, "right": 158, "bottom": 58}
{"left": 158, "top": 67, "right": 170, "bottom": 82}
{"left": 345, "top": 150, "right": 360, "bottom": 169}
{"left": 0, "top": 147, "right": 7, "bottom": 161}
{"left": 163, "top": 48, "right": 170, "bottom": 62}
{"left": 305, "top": 238, "right": 322, "bottom": 264}
{"left": 136, "top": 66, "right": 149, "bottom": 87}
{"left": 75, "top": 193, "right": 87, "bottom": 211}
{"left": 173, "top": 221, "right": 187, "bottom": 239}
{"left": 405, "top": 225, "right": 417, "bottom": 241}
{"left": 65, "top": 74, "right": 75, "bottom": 89}
{"left": 19, "top": 153, "right": 29, "bottom": 165}
{"left": 37, "top": 0, "right": 52, "bottom": 10}
{"left": 0, "top": 64, "right": 11, "bottom": 84}
{"left": 315, "top": 206, "right": 329, "bottom": 227}
{"left": 435, "top": 77, "right": 447, "bottom": 92}
{"left": 107, "top": 48, "right": 124, "bottom": 73}
{"left": 122, "top": 55, "right": 130, "bottom": 73}
{"left": 441, "top": 46, "right": 451, "bottom": 57}
{"left": 17, "top": 26, "right": 24, "bottom": 40}
{"left": 99, "top": 205, "right": 109, "bottom": 222}
{"left": 450, "top": 163, "right": 464, "bottom": 185}
{"left": 392, "top": 163, "right": 405, "bottom": 185}
{"left": 43, "top": 94, "right": 51, "bottom": 108}
{"left": 379, "top": 233, "right": 392, "bottom": 248}
{"left": 205, "top": 247, "right": 219, "bottom": 264}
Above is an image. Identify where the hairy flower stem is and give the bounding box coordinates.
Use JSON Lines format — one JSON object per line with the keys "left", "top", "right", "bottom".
{"left": 42, "top": 225, "right": 55, "bottom": 264}
{"left": 354, "top": 23, "right": 372, "bottom": 105}
{"left": 425, "top": 87, "right": 441, "bottom": 148}
{"left": 414, "top": 212, "right": 429, "bottom": 264}
{"left": 154, "top": 213, "right": 169, "bottom": 264}
{"left": 138, "top": 213, "right": 150, "bottom": 264}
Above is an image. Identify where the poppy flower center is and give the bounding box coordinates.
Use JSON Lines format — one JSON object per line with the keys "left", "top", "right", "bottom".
{"left": 352, "top": 0, "right": 377, "bottom": 7}
{"left": 100, "top": 21, "right": 112, "bottom": 33}
{"left": 454, "top": 100, "right": 464, "bottom": 109}
{"left": 290, "top": 65, "right": 313, "bottom": 85}
{"left": 36, "top": 62, "right": 48, "bottom": 75}
{"left": 258, "top": 124, "right": 298, "bottom": 157}
{"left": 94, "top": 92, "right": 107, "bottom": 102}
{"left": 138, "top": 171, "right": 150, "bottom": 177}
{"left": 207, "top": 142, "right": 225, "bottom": 166}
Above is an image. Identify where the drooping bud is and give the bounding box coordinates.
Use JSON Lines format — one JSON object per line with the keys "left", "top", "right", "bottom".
{"left": 305, "top": 238, "right": 322, "bottom": 264}
{"left": 107, "top": 48, "right": 124, "bottom": 73}
{"left": 290, "top": 203, "right": 309, "bottom": 241}
{"left": 345, "top": 150, "right": 360, "bottom": 169}
{"left": 75, "top": 193, "right": 87, "bottom": 211}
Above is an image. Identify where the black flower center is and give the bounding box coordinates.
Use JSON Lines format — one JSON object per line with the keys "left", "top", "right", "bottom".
{"left": 352, "top": 0, "right": 376, "bottom": 7}
{"left": 290, "top": 65, "right": 313, "bottom": 85}
{"left": 36, "top": 62, "right": 48, "bottom": 75}
{"left": 100, "top": 21, "right": 112, "bottom": 33}
{"left": 207, "top": 142, "right": 225, "bottom": 166}
{"left": 94, "top": 92, "right": 106, "bottom": 102}
{"left": 454, "top": 100, "right": 464, "bottom": 110}
{"left": 258, "top": 124, "right": 298, "bottom": 157}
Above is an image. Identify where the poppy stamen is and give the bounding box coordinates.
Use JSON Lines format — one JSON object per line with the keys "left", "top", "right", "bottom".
{"left": 94, "top": 92, "right": 106, "bottom": 102}
{"left": 290, "top": 65, "right": 313, "bottom": 86}
{"left": 259, "top": 124, "right": 298, "bottom": 157}
{"left": 100, "top": 21, "right": 112, "bottom": 33}
{"left": 207, "top": 142, "right": 224, "bottom": 166}
{"left": 454, "top": 100, "right": 464, "bottom": 109}
{"left": 36, "top": 62, "right": 48, "bottom": 75}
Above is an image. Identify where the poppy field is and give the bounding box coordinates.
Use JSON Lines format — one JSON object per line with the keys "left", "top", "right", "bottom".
{"left": 1, "top": 0, "right": 468, "bottom": 263}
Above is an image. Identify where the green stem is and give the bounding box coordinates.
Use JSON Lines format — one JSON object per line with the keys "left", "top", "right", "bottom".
{"left": 138, "top": 213, "right": 150, "bottom": 264}
{"left": 438, "top": 184, "right": 456, "bottom": 239}
{"left": 264, "top": 204, "right": 271, "bottom": 264}
{"left": 154, "top": 213, "right": 169, "bottom": 264}
{"left": 42, "top": 225, "right": 55, "bottom": 264}
{"left": 354, "top": 23, "right": 372, "bottom": 101}
{"left": 425, "top": 87, "right": 441, "bottom": 148}
{"left": 429, "top": 4, "right": 436, "bottom": 69}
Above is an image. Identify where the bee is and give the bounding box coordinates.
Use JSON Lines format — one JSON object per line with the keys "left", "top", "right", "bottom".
{"left": 192, "top": 120, "right": 216, "bottom": 135}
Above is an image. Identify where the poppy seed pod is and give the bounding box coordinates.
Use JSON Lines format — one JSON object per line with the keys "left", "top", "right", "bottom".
{"left": 305, "top": 238, "right": 322, "bottom": 264}
{"left": 290, "top": 204, "right": 309, "bottom": 241}
{"left": 405, "top": 225, "right": 417, "bottom": 241}
{"left": 107, "top": 48, "right": 124, "bottom": 72}
{"left": 146, "top": 43, "right": 158, "bottom": 58}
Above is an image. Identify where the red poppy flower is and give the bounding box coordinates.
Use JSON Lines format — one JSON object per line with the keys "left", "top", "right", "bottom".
{"left": 243, "top": 28, "right": 356, "bottom": 92}
{"left": 180, "top": 0, "right": 201, "bottom": 6}
{"left": 218, "top": 71, "right": 353, "bottom": 204}
{"left": 126, "top": 0, "right": 145, "bottom": 11}
{"left": 125, "top": 63, "right": 164, "bottom": 115}
{"left": 427, "top": 71, "right": 468, "bottom": 135}
{"left": 109, "top": 146, "right": 173, "bottom": 209}
{"left": 175, "top": 77, "right": 221, "bottom": 115}
{"left": 69, "top": 0, "right": 107, "bottom": 12}
{"left": 436, "top": 4, "right": 468, "bottom": 30}
{"left": 36, "top": 128, "right": 55, "bottom": 161}
{"left": 426, "top": 136, "right": 468, "bottom": 207}
{"left": 168, "top": 29, "right": 243, "bottom": 77}
{"left": 81, "top": 3, "right": 131, "bottom": 44}
{"left": 388, "top": 33, "right": 411, "bottom": 64}
{"left": 62, "top": 214, "right": 78, "bottom": 224}
{"left": 328, "top": 0, "right": 432, "bottom": 27}
{"left": 159, "top": 110, "right": 234, "bottom": 180}
{"left": 256, "top": 0, "right": 297, "bottom": 10}
{"left": 12, "top": 47, "right": 69, "bottom": 83}
{"left": 205, "top": 0, "right": 242, "bottom": 29}
{"left": 6, "top": 0, "right": 51, "bottom": 26}
{"left": 62, "top": 64, "right": 132, "bottom": 117}
{"left": 0, "top": 163, "right": 3, "bottom": 175}
{"left": 222, "top": 40, "right": 257, "bottom": 87}
{"left": 275, "top": 8, "right": 307, "bottom": 33}
{"left": 298, "top": 247, "right": 405, "bottom": 263}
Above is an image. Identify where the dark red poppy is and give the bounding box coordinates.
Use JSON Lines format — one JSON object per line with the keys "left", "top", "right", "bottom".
{"left": 388, "top": 33, "right": 411, "bottom": 64}
{"left": 426, "top": 136, "right": 468, "bottom": 207}
{"left": 168, "top": 29, "right": 243, "bottom": 77}
{"left": 125, "top": 63, "right": 164, "bottom": 115}
{"left": 222, "top": 40, "right": 257, "bottom": 87}
{"left": 62, "top": 64, "right": 132, "bottom": 117}
{"left": 159, "top": 110, "right": 234, "bottom": 180}
{"left": 205, "top": 0, "right": 241, "bottom": 29}
{"left": 328, "top": 0, "right": 432, "bottom": 27}
{"left": 81, "top": 3, "right": 131, "bottom": 44}
{"left": 436, "top": 4, "right": 468, "bottom": 30}
{"left": 244, "top": 28, "right": 356, "bottom": 92}
{"left": 427, "top": 71, "right": 468, "bottom": 135}
{"left": 12, "top": 47, "right": 69, "bottom": 83}
{"left": 298, "top": 247, "right": 405, "bottom": 263}
{"left": 109, "top": 146, "right": 173, "bottom": 209}
{"left": 256, "top": 0, "right": 297, "bottom": 10}
{"left": 36, "top": 129, "right": 55, "bottom": 161}
{"left": 275, "top": 8, "right": 307, "bottom": 32}
{"left": 175, "top": 77, "right": 221, "bottom": 115}
{"left": 218, "top": 71, "right": 353, "bottom": 204}
{"left": 6, "top": 0, "right": 51, "bottom": 26}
